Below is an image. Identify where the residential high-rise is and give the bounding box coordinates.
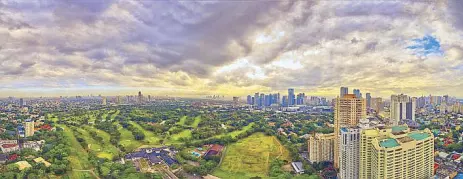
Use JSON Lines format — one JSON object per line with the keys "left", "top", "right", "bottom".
{"left": 371, "top": 98, "right": 383, "bottom": 113}
{"left": 340, "top": 87, "right": 348, "bottom": 97}
{"left": 25, "top": 119, "right": 34, "bottom": 137}
{"left": 339, "top": 127, "right": 361, "bottom": 179}
{"left": 259, "top": 93, "right": 265, "bottom": 107}
{"left": 148, "top": 95, "right": 151, "bottom": 102}
{"left": 116, "top": 96, "right": 121, "bottom": 104}
{"left": 288, "top": 89, "right": 295, "bottom": 106}
{"left": 360, "top": 126, "right": 434, "bottom": 179}
{"left": 247, "top": 95, "right": 253, "bottom": 105}
{"left": 102, "top": 97, "right": 107, "bottom": 105}
{"left": 365, "top": 93, "right": 371, "bottom": 109}
{"left": 334, "top": 94, "right": 366, "bottom": 168}
{"left": 390, "top": 94, "right": 416, "bottom": 125}
{"left": 353, "top": 89, "right": 361, "bottom": 98}
{"left": 308, "top": 133, "right": 335, "bottom": 163}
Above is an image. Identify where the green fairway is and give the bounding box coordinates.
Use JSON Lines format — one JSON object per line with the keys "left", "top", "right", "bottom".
{"left": 77, "top": 127, "right": 119, "bottom": 160}
{"left": 191, "top": 116, "right": 202, "bottom": 128}
{"left": 110, "top": 110, "right": 120, "bottom": 120}
{"left": 213, "top": 122, "right": 255, "bottom": 139}
{"left": 129, "top": 121, "right": 161, "bottom": 145}
{"left": 58, "top": 125, "right": 92, "bottom": 179}
{"left": 171, "top": 130, "right": 192, "bottom": 141}
{"left": 176, "top": 116, "right": 188, "bottom": 126}
{"left": 117, "top": 123, "right": 142, "bottom": 151}
{"left": 213, "top": 132, "right": 291, "bottom": 179}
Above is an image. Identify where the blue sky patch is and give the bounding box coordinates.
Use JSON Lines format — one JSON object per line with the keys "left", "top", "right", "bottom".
{"left": 407, "top": 35, "right": 444, "bottom": 57}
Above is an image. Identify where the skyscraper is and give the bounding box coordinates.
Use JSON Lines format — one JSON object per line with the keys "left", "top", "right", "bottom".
{"left": 282, "top": 96, "right": 288, "bottom": 107}
{"left": 138, "top": 91, "right": 143, "bottom": 103}
{"left": 371, "top": 97, "right": 383, "bottom": 113}
{"left": 296, "top": 93, "right": 305, "bottom": 105}
{"left": 340, "top": 87, "right": 348, "bottom": 97}
{"left": 259, "top": 93, "right": 265, "bottom": 107}
{"left": 365, "top": 93, "right": 371, "bottom": 109}
{"left": 254, "top": 93, "right": 259, "bottom": 106}
{"left": 390, "top": 94, "right": 416, "bottom": 125}
{"left": 19, "top": 98, "right": 24, "bottom": 107}
{"left": 353, "top": 89, "right": 361, "bottom": 98}
{"left": 334, "top": 94, "right": 366, "bottom": 168}
{"left": 116, "top": 96, "right": 121, "bottom": 104}
{"left": 339, "top": 127, "right": 361, "bottom": 179}
{"left": 288, "top": 89, "right": 295, "bottom": 106}
{"left": 360, "top": 126, "right": 434, "bottom": 179}
{"left": 247, "top": 95, "right": 253, "bottom": 105}
{"left": 25, "top": 119, "right": 34, "bottom": 137}
{"left": 308, "top": 133, "right": 335, "bottom": 163}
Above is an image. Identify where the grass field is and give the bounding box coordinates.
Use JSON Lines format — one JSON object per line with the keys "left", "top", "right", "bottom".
{"left": 116, "top": 123, "right": 142, "bottom": 151}
{"left": 78, "top": 126, "right": 120, "bottom": 160}
{"left": 213, "top": 132, "right": 291, "bottom": 179}
{"left": 171, "top": 130, "right": 192, "bottom": 141}
{"left": 129, "top": 121, "right": 160, "bottom": 145}
{"left": 58, "top": 125, "right": 92, "bottom": 179}
{"left": 176, "top": 116, "right": 188, "bottom": 126}
{"left": 213, "top": 122, "right": 255, "bottom": 139}
{"left": 191, "top": 116, "right": 202, "bottom": 128}
{"left": 110, "top": 110, "right": 120, "bottom": 121}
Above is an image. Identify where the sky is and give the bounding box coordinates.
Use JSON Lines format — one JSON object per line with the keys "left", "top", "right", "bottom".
{"left": 1, "top": 0, "right": 463, "bottom": 98}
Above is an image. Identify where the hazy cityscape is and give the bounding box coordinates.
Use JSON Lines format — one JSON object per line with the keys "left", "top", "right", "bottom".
{"left": 2, "top": 0, "right": 463, "bottom": 179}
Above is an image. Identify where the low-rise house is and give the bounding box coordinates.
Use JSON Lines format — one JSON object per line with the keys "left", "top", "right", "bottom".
{"left": 15, "top": 161, "right": 32, "bottom": 171}
{"left": 33, "top": 157, "right": 51, "bottom": 167}
{"left": 125, "top": 147, "right": 178, "bottom": 166}
{"left": 22, "top": 140, "right": 45, "bottom": 151}
{"left": 0, "top": 154, "right": 8, "bottom": 164}
{"left": 1, "top": 144, "right": 20, "bottom": 153}
{"left": 205, "top": 144, "right": 223, "bottom": 158}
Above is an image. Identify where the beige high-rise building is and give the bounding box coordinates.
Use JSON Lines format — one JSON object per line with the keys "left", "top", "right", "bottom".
{"left": 390, "top": 94, "right": 416, "bottom": 125}
{"left": 360, "top": 126, "right": 434, "bottom": 179}
{"left": 102, "top": 96, "right": 107, "bottom": 105}
{"left": 371, "top": 97, "right": 383, "bottom": 113}
{"left": 308, "top": 133, "right": 335, "bottom": 163}
{"left": 334, "top": 94, "right": 366, "bottom": 168}
{"left": 25, "top": 119, "right": 34, "bottom": 137}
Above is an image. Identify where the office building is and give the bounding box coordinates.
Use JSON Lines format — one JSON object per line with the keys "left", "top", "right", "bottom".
{"left": 365, "top": 93, "right": 371, "bottom": 109}
{"left": 296, "top": 93, "right": 305, "bottom": 105}
{"left": 288, "top": 89, "right": 295, "bottom": 106}
{"left": 148, "top": 95, "right": 151, "bottom": 102}
{"left": 116, "top": 96, "right": 121, "bottom": 104}
{"left": 282, "top": 96, "right": 288, "bottom": 107}
{"left": 339, "top": 127, "right": 361, "bottom": 179}
{"left": 19, "top": 98, "right": 25, "bottom": 107}
{"left": 340, "top": 87, "right": 349, "bottom": 97}
{"left": 259, "top": 93, "right": 265, "bottom": 107}
{"left": 390, "top": 94, "right": 416, "bottom": 125}
{"left": 247, "top": 95, "right": 253, "bottom": 105}
{"left": 308, "top": 133, "right": 335, "bottom": 163}
{"left": 360, "top": 126, "right": 434, "bottom": 179}
{"left": 25, "top": 119, "right": 34, "bottom": 137}
{"left": 254, "top": 93, "right": 259, "bottom": 106}
{"left": 353, "top": 89, "right": 361, "bottom": 98}
{"left": 138, "top": 91, "right": 143, "bottom": 103}
{"left": 334, "top": 94, "right": 366, "bottom": 168}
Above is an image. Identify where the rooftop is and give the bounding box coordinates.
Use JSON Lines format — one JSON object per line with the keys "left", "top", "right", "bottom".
{"left": 408, "top": 132, "right": 431, "bottom": 141}
{"left": 380, "top": 138, "right": 399, "bottom": 148}
{"left": 392, "top": 126, "right": 408, "bottom": 132}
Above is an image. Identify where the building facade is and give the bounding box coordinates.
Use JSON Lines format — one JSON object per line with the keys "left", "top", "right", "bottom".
{"left": 339, "top": 127, "right": 361, "bottom": 179}
{"left": 360, "top": 126, "right": 434, "bottom": 179}
{"left": 340, "top": 87, "right": 348, "bottom": 97}
{"left": 390, "top": 94, "right": 416, "bottom": 125}
{"left": 334, "top": 94, "right": 366, "bottom": 168}
{"left": 308, "top": 133, "right": 335, "bottom": 163}
{"left": 25, "top": 119, "right": 34, "bottom": 137}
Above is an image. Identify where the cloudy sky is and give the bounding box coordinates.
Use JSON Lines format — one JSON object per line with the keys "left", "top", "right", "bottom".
{"left": 1, "top": 0, "right": 463, "bottom": 98}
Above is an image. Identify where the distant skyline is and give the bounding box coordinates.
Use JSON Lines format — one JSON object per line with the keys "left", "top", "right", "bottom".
{"left": 1, "top": 1, "right": 463, "bottom": 98}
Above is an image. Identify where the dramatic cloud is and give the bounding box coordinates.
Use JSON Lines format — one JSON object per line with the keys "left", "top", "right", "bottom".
{"left": 0, "top": 0, "right": 463, "bottom": 98}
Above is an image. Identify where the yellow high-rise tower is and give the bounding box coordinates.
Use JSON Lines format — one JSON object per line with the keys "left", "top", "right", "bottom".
{"left": 360, "top": 126, "right": 434, "bottom": 179}
{"left": 334, "top": 94, "right": 366, "bottom": 168}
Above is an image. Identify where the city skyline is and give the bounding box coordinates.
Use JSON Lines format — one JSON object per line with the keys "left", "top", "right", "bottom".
{"left": 2, "top": 1, "right": 463, "bottom": 98}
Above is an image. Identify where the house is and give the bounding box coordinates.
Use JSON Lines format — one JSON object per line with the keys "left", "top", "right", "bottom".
{"left": 8, "top": 154, "right": 18, "bottom": 161}
{"left": 1, "top": 144, "right": 20, "bottom": 153}
{"left": 0, "top": 140, "right": 17, "bottom": 145}
{"left": 291, "top": 162, "right": 305, "bottom": 174}
{"left": 205, "top": 144, "right": 223, "bottom": 157}
{"left": 15, "top": 161, "right": 32, "bottom": 170}
{"left": 33, "top": 157, "right": 51, "bottom": 167}
{"left": 0, "top": 154, "right": 8, "bottom": 164}
{"left": 125, "top": 147, "right": 178, "bottom": 166}
{"left": 22, "top": 141, "right": 44, "bottom": 151}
